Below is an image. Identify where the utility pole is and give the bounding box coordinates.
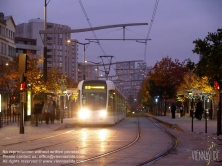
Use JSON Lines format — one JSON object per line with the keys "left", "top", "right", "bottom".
{"left": 75, "top": 42, "right": 89, "bottom": 80}
{"left": 43, "top": 0, "right": 48, "bottom": 82}
{"left": 19, "top": 54, "right": 28, "bottom": 134}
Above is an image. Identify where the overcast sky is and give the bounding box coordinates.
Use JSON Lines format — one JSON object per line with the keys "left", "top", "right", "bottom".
{"left": 1, "top": 0, "right": 222, "bottom": 67}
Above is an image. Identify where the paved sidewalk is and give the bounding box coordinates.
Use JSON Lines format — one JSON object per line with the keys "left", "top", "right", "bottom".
{"left": 145, "top": 112, "right": 222, "bottom": 165}
{"left": 1, "top": 115, "right": 222, "bottom": 165}
{"left": 148, "top": 112, "right": 222, "bottom": 139}
{"left": 1, "top": 114, "right": 221, "bottom": 139}
{"left": 0, "top": 118, "right": 77, "bottom": 138}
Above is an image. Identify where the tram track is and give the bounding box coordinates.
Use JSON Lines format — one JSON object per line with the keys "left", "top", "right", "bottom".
{"left": 136, "top": 118, "right": 178, "bottom": 165}
{"left": 0, "top": 119, "right": 131, "bottom": 157}
{"left": 0, "top": 129, "right": 76, "bottom": 147}
{"left": 1, "top": 117, "right": 178, "bottom": 166}
{"left": 61, "top": 117, "right": 178, "bottom": 166}
{"left": 0, "top": 126, "right": 110, "bottom": 157}
{"left": 61, "top": 118, "right": 141, "bottom": 166}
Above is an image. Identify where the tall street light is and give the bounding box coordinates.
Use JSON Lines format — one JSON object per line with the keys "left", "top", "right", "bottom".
{"left": 77, "top": 42, "right": 90, "bottom": 80}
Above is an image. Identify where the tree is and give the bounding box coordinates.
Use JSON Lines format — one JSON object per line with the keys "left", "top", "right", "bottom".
{"left": 25, "top": 57, "right": 46, "bottom": 95}
{"left": 137, "top": 79, "right": 150, "bottom": 109}
{"left": 193, "top": 29, "right": 222, "bottom": 84}
{"left": 0, "top": 59, "right": 20, "bottom": 94}
{"left": 148, "top": 56, "right": 188, "bottom": 115}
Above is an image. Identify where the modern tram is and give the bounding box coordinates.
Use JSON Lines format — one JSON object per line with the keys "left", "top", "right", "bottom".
{"left": 76, "top": 80, "right": 126, "bottom": 125}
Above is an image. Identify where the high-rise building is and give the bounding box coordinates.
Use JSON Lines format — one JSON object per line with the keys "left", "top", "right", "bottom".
{"left": 115, "top": 61, "right": 152, "bottom": 102}
{"left": 115, "top": 61, "right": 136, "bottom": 98}
{"left": 0, "top": 13, "right": 16, "bottom": 65}
{"left": 15, "top": 37, "right": 41, "bottom": 58}
{"left": 15, "top": 18, "right": 78, "bottom": 82}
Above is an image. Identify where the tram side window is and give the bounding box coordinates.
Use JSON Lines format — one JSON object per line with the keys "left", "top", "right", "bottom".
{"left": 108, "top": 90, "right": 116, "bottom": 112}
{"left": 116, "top": 93, "right": 119, "bottom": 112}
{"left": 76, "top": 90, "right": 80, "bottom": 109}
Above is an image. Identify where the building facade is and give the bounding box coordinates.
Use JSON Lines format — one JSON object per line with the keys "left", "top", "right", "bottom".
{"left": 15, "top": 37, "right": 41, "bottom": 58}
{"left": 15, "top": 18, "right": 78, "bottom": 82}
{"left": 77, "top": 62, "right": 98, "bottom": 82}
{"left": 115, "top": 61, "right": 152, "bottom": 103}
{"left": 0, "top": 12, "right": 16, "bottom": 112}
{"left": 0, "top": 12, "right": 16, "bottom": 65}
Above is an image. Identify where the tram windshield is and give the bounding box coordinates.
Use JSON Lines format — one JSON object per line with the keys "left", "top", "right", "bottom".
{"left": 82, "top": 84, "right": 107, "bottom": 111}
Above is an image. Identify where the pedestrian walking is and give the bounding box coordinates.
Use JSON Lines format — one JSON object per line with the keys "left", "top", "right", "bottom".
{"left": 34, "top": 99, "right": 44, "bottom": 125}
{"left": 42, "top": 99, "right": 53, "bottom": 124}
{"left": 179, "top": 105, "right": 183, "bottom": 117}
{"left": 171, "top": 102, "right": 176, "bottom": 119}
{"left": 39, "top": 99, "right": 44, "bottom": 123}
{"left": 55, "top": 104, "right": 60, "bottom": 122}
{"left": 195, "top": 98, "right": 203, "bottom": 120}
{"left": 50, "top": 97, "right": 56, "bottom": 124}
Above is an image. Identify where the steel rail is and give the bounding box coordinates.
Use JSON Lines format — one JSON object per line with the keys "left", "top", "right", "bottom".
{"left": 62, "top": 118, "right": 141, "bottom": 166}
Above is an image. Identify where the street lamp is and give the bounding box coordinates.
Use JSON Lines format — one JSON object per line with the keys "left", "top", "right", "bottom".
{"left": 67, "top": 40, "right": 89, "bottom": 80}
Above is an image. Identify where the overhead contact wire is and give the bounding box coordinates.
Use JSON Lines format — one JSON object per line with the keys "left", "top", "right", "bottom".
{"left": 144, "top": 0, "right": 159, "bottom": 62}
{"left": 78, "top": 0, "right": 106, "bottom": 55}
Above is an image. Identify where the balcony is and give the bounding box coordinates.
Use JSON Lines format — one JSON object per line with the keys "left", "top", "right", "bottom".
{"left": 47, "top": 40, "right": 53, "bottom": 44}
{"left": 16, "top": 43, "right": 41, "bottom": 51}
{"left": 47, "top": 45, "right": 53, "bottom": 49}
{"left": 47, "top": 34, "right": 53, "bottom": 38}
{"left": 47, "top": 52, "right": 52, "bottom": 55}
{"left": 47, "top": 58, "right": 53, "bottom": 61}
{"left": 47, "top": 63, "right": 53, "bottom": 67}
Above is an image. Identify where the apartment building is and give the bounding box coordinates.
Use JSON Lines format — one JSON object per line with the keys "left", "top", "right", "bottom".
{"left": 15, "top": 37, "right": 41, "bottom": 58}
{"left": 115, "top": 61, "right": 152, "bottom": 102}
{"left": 115, "top": 61, "right": 136, "bottom": 96}
{"left": 0, "top": 12, "right": 16, "bottom": 65}
{"left": 77, "top": 62, "right": 98, "bottom": 82}
{"left": 0, "top": 12, "right": 16, "bottom": 112}
{"left": 15, "top": 18, "right": 78, "bottom": 82}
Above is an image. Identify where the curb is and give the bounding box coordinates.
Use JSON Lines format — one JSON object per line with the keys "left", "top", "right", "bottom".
{"left": 152, "top": 117, "right": 184, "bottom": 132}
{"left": 144, "top": 113, "right": 184, "bottom": 132}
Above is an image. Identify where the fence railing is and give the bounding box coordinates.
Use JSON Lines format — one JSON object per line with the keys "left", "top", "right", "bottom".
{"left": 0, "top": 109, "right": 20, "bottom": 128}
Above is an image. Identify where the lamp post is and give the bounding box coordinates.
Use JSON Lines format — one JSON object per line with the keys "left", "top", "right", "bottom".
{"left": 67, "top": 40, "right": 89, "bottom": 80}
{"left": 58, "top": 78, "right": 66, "bottom": 123}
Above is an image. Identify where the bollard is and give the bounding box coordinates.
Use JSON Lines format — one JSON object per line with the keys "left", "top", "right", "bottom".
{"left": 10, "top": 109, "right": 11, "bottom": 122}
{"left": 209, "top": 109, "right": 212, "bottom": 120}
{"left": 36, "top": 114, "right": 38, "bottom": 127}
{"left": 7, "top": 112, "right": 8, "bottom": 125}
{"left": 205, "top": 110, "right": 207, "bottom": 133}
{"left": 191, "top": 109, "right": 193, "bottom": 132}
{"left": 0, "top": 113, "right": 1, "bottom": 128}
{"left": 217, "top": 109, "right": 221, "bottom": 136}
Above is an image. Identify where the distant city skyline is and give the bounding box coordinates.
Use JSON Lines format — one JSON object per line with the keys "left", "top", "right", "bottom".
{"left": 1, "top": 0, "right": 222, "bottom": 67}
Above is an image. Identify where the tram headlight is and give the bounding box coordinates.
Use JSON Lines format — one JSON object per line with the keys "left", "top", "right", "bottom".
{"left": 100, "top": 110, "right": 107, "bottom": 118}
{"left": 78, "top": 109, "right": 90, "bottom": 119}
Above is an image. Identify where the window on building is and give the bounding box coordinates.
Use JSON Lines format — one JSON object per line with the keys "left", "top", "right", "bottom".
{"left": 18, "top": 49, "right": 24, "bottom": 53}
{"left": 18, "top": 41, "right": 25, "bottom": 44}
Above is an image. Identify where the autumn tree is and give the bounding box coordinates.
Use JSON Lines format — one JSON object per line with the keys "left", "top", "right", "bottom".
{"left": 148, "top": 56, "right": 188, "bottom": 115}
{"left": 0, "top": 59, "right": 20, "bottom": 94}
{"left": 137, "top": 79, "right": 150, "bottom": 110}
{"left": 25, "top": 57, "right": 47, "bottom": 95}
{"left": 66, "top": 77, "right": 78, "bottom": 89}
{"left": 177, "top": 71, "right": 215, "bottom": 114}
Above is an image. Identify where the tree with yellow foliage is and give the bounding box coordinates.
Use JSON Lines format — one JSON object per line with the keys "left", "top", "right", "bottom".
{"left": 148, "top": 56, "right": 188, "bottom": 115}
